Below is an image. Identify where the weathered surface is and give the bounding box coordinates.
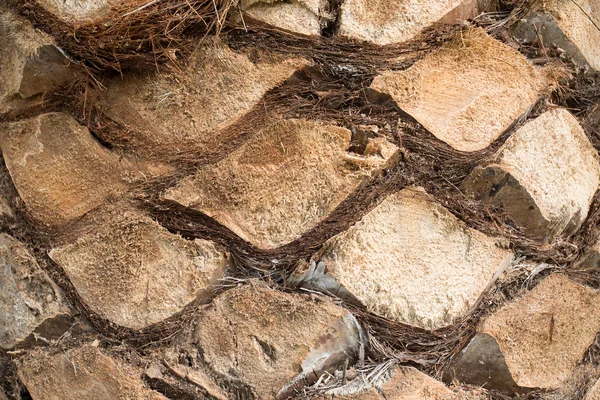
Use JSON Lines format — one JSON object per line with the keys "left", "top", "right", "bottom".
{"left": 370, "top": 28, "right": 551, "bottom": 152}
{"left": 17, "top": 344, "right": 167, "bottom": 400}
{"left": 513, "top": 0, "right": 600, "bottom": 71}
{"left": 338, "top": 0, "right": 481, "bottom": 45}
{"left": 97, "top": 39, "right": 307, "bottom": 159}
{"left": 327, "top": 366, "right": 480, "bottom": 399}
{"left": 0, "top": 234, "right": 70, "bottom": 349}
{"left": 183, "top": 284, "right": 363, "bottom": 399}
{"left": 0, "top": 113, "right": 146, "bottom": 226}
{"left": 300, "top": 187, "right": 512, "bottom": 330}
{"left": 34, "top": 0, "right": 125, "bottom": 23}
{"left": 463, "top": 108, "right": 600, "bottom": 240}
{"left": 0, "top": 6, "right": 76, "bottom": 110}
{"left": 587, "top": 378, "right": 600, "bottom": 400}
{"left": 165, "top": 119, "right": 397, "bottom": 249}
{"left": 49, "top": 208, "right": 229, "bottom": 330}
{"left": 451, "top": 274, "right": 600, "bottom": 391}
{"left": 0, "top": 195, "right": 14, "bottom": 223}
{"left": 238, "top": 0, "right": 330, "bottom": 35}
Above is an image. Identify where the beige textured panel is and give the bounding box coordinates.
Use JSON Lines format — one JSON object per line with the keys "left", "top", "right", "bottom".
{"left": 316, "top": 187, "right": 512, "bottom": 330}
{"left": 193, "top": 284, "right": 363, "bottom": 399}
{"left": 464, "top": 108, "right": 600, "bottom": 239}
{"left": 370, "top": 28, "right": 550, "bottom": 152}
{"left": 18, "top": 345, "right": 167, "bottom": 400}
{"left": 99, "top": 39, "right": 307, "bottom": 158}
{"left": 482, "top": 274, "right": 600, "bottom": 389}
{"left": 327, "top": 366, "right": 481, "bottom": 399}
{"left": 547, "top": 0, "right": 600, "bottom": 70}
{"left": 339, "top": 0, "right": 480, "bottom": 45}
{"left": 165, "top": 119, "right": 397, "bottom": 249}
{"left": 240, "top": 0, "right": 329, "bottom": 35}
{"left": 0, "top": 113, "right": 141, "bottom": 226}
{"left": 49, "top": 209, "right": 229, "bottom": 330}
{"left": 0, "top": 234, "right": 69, "bottom": 349}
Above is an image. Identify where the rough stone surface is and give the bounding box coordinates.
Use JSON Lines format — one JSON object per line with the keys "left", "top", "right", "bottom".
{"left": 35, "top": 0, "right": 125, "bottom": 23}
{"left": 239, "top": 0, "right": 329, "bottom": 35}
{"left": 454, "top": 274, "right": 600, "bottom": 391}
{"left": 0, "top": 113, "right": 147, "bottom": 226}
{"left": 587, "top": 377, "right": 600, "bottom": 400}
{"left": 513, "top": 0, "right": 600, "bottom": 71}
{"left": 0, "top": 6, "right": 76, "bottom": 110}
{"left": 463, "top": 108, "right": 600, "bottom": 240}
{"left": 0, "top": 195, "right": 14, "bottom": 223}
{"left": 18, "top": 344, "right": 167, "bottom": 400}
{"left": 338, "top": 0, "right": 482, "bottom": 45}
{"left": 305, "top": 187, "right": 512, "bottom": 330}
{"left": 0, "top": 234, "right": 70, "bottom": 349}
{"left": 327, "top": 366, "right": 479, "bottom": 399}
{"left": 165, "top": 119, "right": 397, "bottom": 249}
{"left": 370, "top": 28, "right": 551, "bottom": 152}
{"left": 97, "top": 39, "right": 307, "bottom": 159}
{"left": 188, "top": 284, "right": 363, "bottom": 399}
{"left": 49, "top": 208, "right": 229, "bottom": 330}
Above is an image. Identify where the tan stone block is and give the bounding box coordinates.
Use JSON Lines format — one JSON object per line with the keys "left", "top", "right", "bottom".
{"left": 190, "top": 284, "right": 363, "bottom": 399}
{"left": 98, "top": 39, "right": 307, "bottom": 158}
{"left": 164, "top": 119, "right": 397, "bottom": 249}
{"left": 0, "top": 113, "right": 146, "bottom": 226}
{"left": 299, "top": 187, "right": 512, "bottom": 330}
{"left": 370, "top": 28, "right": 551, "bottom": 152}
{"left": 18, "top": 344, "right": 167, "bottom": 400}
{"left": 0, "top": 6, "right": 77, "bottom": 109}
{"left": 239, "top": 0, "right": 330, "bottom": 35}
{"left": 451, "top": 274, "right": 600, "bottom": 391}
{"left": 0, "top": 234, "right": 71, "bottom": 349}
{"left": 327, "top": 366, "right": 480, "bottom": 399}
{"left": 463, "top": 108, "right": 600, "bottom": 239}
{"left": 49, "top": 208, "right": 229, "bottom": 330}
{"left": 338, "top": 0, "right": 482, "bottom": 45}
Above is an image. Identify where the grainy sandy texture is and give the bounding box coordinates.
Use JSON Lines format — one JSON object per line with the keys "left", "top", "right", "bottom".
{"left": 98, "top": 39, "right": 307, "bottom": 159}
{"left": 18, "top": 344, "right": 167, "bottom": 400}
{"left": 546, "top": 0, "right": 600, "bottom": 70}
{"left": 49, "top": 208, "right": 229, "bottom": 330}
{"left": 165, "top": 119, "right": 397, "bottom": 249}
{"left": 316, "top": 187, "right": 513, "bottom": 330}
{"left": 34, "top": 0, "right": 137, "bottom": 23}
{"left": 0, "top": 6, "right": 75, "bottom": 110}
{"left": 191, "top": 284, "right": 362, "bottom": 399}
{"left": 328, "top": 366, "right": 482, "bottom": 399}
{"left": 0, "top": 113, "right": 146, "bottom": 226}
{"left": 338, "top": 0, "right": 481, "bottom": 45}
{"left": 482, "top": 274, "right": 600, "bottom": 389}
{"left": 464, "top": 108, "right": 600, "bottom": 239}
{"left": 0, "top": 234, "right": 69, "bottom": 349}
{"left": 239, "top": 0, "right": 329, "bottom": 35}
{"left": 370, "top": 28, "right": 551, "bottom": 152}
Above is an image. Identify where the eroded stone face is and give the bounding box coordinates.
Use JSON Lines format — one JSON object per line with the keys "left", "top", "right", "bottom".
{"left": 452, "top": 274, "right": 600, "bottom": 391}
{"left": 0, "top": 113, "right": 147, "bottom": 226}
{"left": 327, "top": 366, "right": 480, "bottom": 399}
{"left": 338, "top": 0, "right": 481, "bottom": 45}
{"left": 0, "top": 7, "right": 76, "bottom": 110}
{"left": 164, "top": 119, "right": 397, "bottom": 249}
{"left": 34, "top": 0, "right": 130, "bottom": 23}
{"left": 299, "top": 187, "right": 512, "bottom": 330}
{"left": 370, "top": 28, "right": 551, "bottom": 152}
{"left": 463, "top": 108, "right": 600, "bottom": 240}
{"left": 97, "top": 39, "right": 307, "bottom": 159}
{"left": 513, "top": 0, "right": 600, "bottom": 71}
{"left": 17, "top": 344, "right": 167, "bottom": 400}
{"left": 187, "top": 284, "right": 363, "bottom": 399}
{"left": 49, "top": 208, "right": 229, "bottom": 330}
{"left": 0, "top": 234, "right": 71, "bottom": 349}
{"left": 238, "top": 0, "right": 329, "bottom": 35}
